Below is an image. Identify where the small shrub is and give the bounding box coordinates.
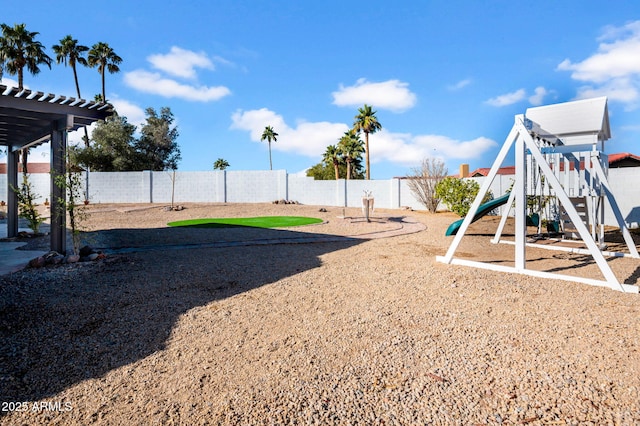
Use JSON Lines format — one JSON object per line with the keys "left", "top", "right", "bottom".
{"left": 53, "top": 153, "right": 89, "bottom": 255}
{"left": 435, "top": 177, "right": 491, "bottom": 217}
{"left": 11, "top": 174, "right": 44, "bottom": 233}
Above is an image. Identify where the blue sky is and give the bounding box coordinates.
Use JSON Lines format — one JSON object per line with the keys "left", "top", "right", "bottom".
{"left": 2, "top": 1, "right": 640, "bottom": 178}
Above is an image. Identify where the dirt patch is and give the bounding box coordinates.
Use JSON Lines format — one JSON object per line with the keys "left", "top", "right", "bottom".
{"left": 1, "top": 203, "right": 639, "bottom": 425}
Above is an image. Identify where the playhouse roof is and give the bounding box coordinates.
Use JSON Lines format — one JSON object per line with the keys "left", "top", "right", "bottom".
{"left": 525, "top": 96, "right": 610, "bottom": 141}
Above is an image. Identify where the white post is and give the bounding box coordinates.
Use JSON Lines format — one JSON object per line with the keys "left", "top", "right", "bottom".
{"left": 440, "top": 123, "right": 519, "bottom": 263}
{"left": 514, "top": 131, "right": 526, "bottom": 270}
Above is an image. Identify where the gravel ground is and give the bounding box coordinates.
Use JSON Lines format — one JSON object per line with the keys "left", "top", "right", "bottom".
{"left": 1, "top": 203, "right": 639, "bottom": 425}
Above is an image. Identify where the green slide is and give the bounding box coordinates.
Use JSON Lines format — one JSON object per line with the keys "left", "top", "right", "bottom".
{"left": 445, "top": 192, "right": 511, "bottom": 236}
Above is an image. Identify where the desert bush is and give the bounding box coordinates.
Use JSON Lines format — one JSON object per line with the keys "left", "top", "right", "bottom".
{"left": 435, "top": 177, "right": 491, "bottom": 217}
{"left": 406, "top": 158, "right": 448, "bottom": 212}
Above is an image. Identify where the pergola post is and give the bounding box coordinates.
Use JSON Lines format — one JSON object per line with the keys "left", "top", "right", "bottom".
{"left": 50, "top": 120, "right": 68, "bottom": 254}
{"left": 6, "top": 145, "right": 19, "bottom": 238}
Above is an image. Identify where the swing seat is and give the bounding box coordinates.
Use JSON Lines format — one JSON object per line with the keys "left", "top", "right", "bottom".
{"left": 526, "top": 213, "right": 539, "bottom": 227}
{"left": 546, "top": 220, "right": 560, "bottom": 234}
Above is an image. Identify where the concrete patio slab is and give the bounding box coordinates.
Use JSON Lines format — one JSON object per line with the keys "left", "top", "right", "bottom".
{"left": 0, "top": 242, "right": 48, "bottom": 276}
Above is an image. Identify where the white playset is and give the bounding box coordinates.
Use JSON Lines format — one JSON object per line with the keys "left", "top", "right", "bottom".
{"left": 437, "top": 97, "right": 639, "bottom": 293}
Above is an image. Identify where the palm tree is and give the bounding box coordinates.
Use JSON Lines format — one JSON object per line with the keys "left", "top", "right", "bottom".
{"left": 0, "top": 23, "right": 52, "bottom": 90}
{"left": 53, "top": 35, "right": 92, "bottom": 202}
{"left": 53, "top": 36, "right": 90, "bottom": 143}
{"left": 353, "top": 104, "right": 382, "bottom": 180}
{"left": 88, "top": 42, "right": 122, "bottom": 103}
{"left": 0, "top": 23, "right": 52, "bottom": 174}
{"left": 323, "top": 144, "right": 343, "bottom": 180}
{"left": 338, "top": 130, "right": 364, "bottom": 180}
{"left": 213, "top": 158, "right": 230, "bottom": 170}
{"left": 261, "top": 126, "right": 278, "bottom": 170}
{"left": 53, "top": 36, "right": 89, "bottom": 99}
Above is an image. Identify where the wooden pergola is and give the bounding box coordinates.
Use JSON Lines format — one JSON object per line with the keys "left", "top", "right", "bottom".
{"left": 0, "top": 84, "right": 113, "bottom": 253}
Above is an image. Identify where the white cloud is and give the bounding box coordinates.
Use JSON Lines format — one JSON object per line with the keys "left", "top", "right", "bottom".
{"left": 1, "top": 78, "right": 25, "bottom": 90}
{"left": 573, "top": 78, "right": 639, "bottom": 105}
{"left": 557, "top": 21, "right": 640, "bottom": 83}
{"left": 110, "top": 98, "right": 147, "bottom": 128}
{"left": 485, "top": 89, "right": 526, "bottom": 107}
{"left": 528, "top": 86, "right": 548, "bottom": 106}
{"left": 148, "top": 46, "right": 215, "bottom": 79}
{"left": 230, "top": 108, "right": 497, "bottom": 166}
{"left": 370, "top": 130, "right": 498, "bottom": 166}
{"left": 230, "top": 108, "right": 348, "bottom": 157}
{"left": 332, "top": 78, "right": 417, "bottom": 112}
{"left": 447, "top": 79, "right": 471, "bottom": 91}
{"left": 557, "top": 20, "right": 640, "bottom": 106}
{"left": 123, "top": 70, "right": 231, "bottom": 102}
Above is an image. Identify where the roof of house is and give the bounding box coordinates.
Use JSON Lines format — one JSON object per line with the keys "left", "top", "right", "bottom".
{"left": 466, "top": 152, "right": 640, "bottom": 177}
{"left": 608, "top": 152, "right": 640, "bottom": 167}
{"left": 467, "top": 166, "right": 516, "bottom": 177}
{"left": 0, "top": 162, "right": 50, "bottom": 174}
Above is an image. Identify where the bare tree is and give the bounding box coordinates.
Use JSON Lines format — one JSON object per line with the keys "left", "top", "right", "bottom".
{"left": 406, "top": 157, "right": 448, "bottom": 212}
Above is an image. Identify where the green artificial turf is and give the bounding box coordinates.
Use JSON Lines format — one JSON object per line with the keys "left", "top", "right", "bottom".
{"left": 167, "top": 216, "right": 323, "bottom": 229}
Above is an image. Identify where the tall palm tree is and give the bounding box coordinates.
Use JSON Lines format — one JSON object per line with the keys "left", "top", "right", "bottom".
{"left": 323, "top": 144, "right": 342, "bottom": 180}
{"left": 0, "top": 23, "right": 52, "bottom": 174}
{"left": 53, "top": 35, "right": 92, "bottom": 201}
{"left": 338, "top": 130, "right": 364, "bottom": 180}
{"left": 261, "top": 125, "right": 278, "bottom": 170}
{"left": 53, "top": 35, "right": 90, "bottom": 144}
{"left": 353, "top": 104, "right": 382, "bottom": 180}
{"left": 88, "top": 42, "right": 122, "bottom": 103}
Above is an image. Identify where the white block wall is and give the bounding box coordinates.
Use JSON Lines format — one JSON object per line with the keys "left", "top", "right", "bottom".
{"left": 2, "top": 168, "right": 640, "bottom": 228}
{"left": 0, "top": 173, "right": 50, "bottom": 204}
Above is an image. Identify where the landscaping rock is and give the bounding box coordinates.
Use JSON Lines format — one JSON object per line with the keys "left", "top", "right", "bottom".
{"left": 28, "top": 256, "right": 46, "bottom": 268}
{"left": 87, "top": 253, "right": 100, "bottom": 261}
{"left": 79, "top": 245, "right": 94, "bottom": 257}
{"left": 44, "top": 251, "right": 65, "bottom": 265}
{"left": 65, "top": 254, "right": 80, "bottom": 264}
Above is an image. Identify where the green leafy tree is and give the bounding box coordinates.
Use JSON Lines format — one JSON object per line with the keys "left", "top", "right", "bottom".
{"left": 338, "top": 130, "right": 365, "bottom": 180}
{"left": 323, "top": 144, "right": 343, "bottom": 180}
{"left": 306, "top": 160, "right": 364, "bottom": 180}
{"left": 75, "top": 114, "right": 137, "bottom": 171}
{"left": 134, "top": 107, "right": 181, "bottom": 171}
{"left": 261, "top": 125, "right": 278, "bottom": 170}
{"left": 306, "top": 162, "right": 335, "bottom": 180}
{"left": 88, "top": 42, "right": 122, "bottom": 103}
{"left": 353, "top": 104, "right": 382, "bottom": 180}
{"left": 0, "top": 23, "right": 52, "bottom": 174}
{"left": 213, "top": 158, "right": 230, "bottom": 170}
{"left": 435, "top": 177, "right": 492, "bottom": 217}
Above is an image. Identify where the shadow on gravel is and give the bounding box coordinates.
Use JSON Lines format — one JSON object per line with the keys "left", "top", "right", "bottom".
{"left": 0, "top": 226, "right": 363, "bottom": 404}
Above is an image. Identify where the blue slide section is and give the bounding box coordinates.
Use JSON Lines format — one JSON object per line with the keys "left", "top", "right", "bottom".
{"left": 445, "top": 193, "right": 511, "bottom": 236}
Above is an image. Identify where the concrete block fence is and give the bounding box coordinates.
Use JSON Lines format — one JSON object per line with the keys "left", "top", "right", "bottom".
{"left": 1, "top": 169, "right": 639, "bottom": 226}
